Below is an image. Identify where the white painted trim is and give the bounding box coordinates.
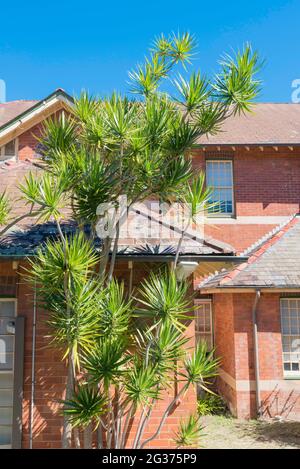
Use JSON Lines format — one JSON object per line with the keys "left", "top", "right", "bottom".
{"left": 0, "top": 298, "right": 17, "bottom": 318}
{"left": 15, "top": 137, "right": 19, "bottom": 162}
{"left": 205, "top": 159, "right": 234, "bottom": 216}
{"left": 219, "top": 368, "right": 300, "bottom": 392}
{"left": 204, "top": 215, "right": 292, "bottom": 225}
{"left": 219, "top": 368, "right": 257, "bottom": 392}
{"left": 0, "top": 138, "right": 17, "bottom": 161}
{"left": 194, "top": 299, "right": 213, "bottom": 350}
{"left": 200, "top": 288, "right": 300, "bottom": 293}
{"left": 280, "top": 297, "right": 300, "bottom": 378}
{"left": 0, "top": 94, "right": 73, "bottom": 143}
{"left": 219, "top": 368, "right": 237, "bottom": 390}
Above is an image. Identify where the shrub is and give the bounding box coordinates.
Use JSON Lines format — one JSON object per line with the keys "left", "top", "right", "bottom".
{"left": 197, "top": 392, "right": 227, "bottom": 416}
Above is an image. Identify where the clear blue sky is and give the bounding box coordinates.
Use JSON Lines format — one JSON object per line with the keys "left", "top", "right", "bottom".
{"left": 0, "top": 0, "right": 299, "bottom": 102}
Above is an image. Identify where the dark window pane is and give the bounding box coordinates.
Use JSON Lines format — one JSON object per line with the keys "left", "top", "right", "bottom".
{"left": 4, "top": 140, "right": 15, "bottom": 156}
{"left": 206, "top": 160, "right": 233, "bottom": 214}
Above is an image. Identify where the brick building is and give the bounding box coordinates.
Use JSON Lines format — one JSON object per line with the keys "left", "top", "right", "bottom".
{"left": 0, "top": 91, "right": 300, "bottom": 447}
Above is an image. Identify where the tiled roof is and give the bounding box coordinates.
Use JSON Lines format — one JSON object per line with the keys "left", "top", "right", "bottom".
{"left": 0, "top": 100, "right": 38, "bottom": 127}
{"left": 0, "top": 159, "right": 42, "bottom": 226}
{"left": 197, "top": 103, "right": 300, "bottom": 145}
{"left": 0, "top": 158, "right": 236, "bottom": 258}
{"left": 0, "top": 222, "right": 233, "bottom": 258}
{"left": 199, "top": 215, "right": 300, "bottom": 289}
{"left": 1, "top": 100, "right": 300, "bottom": 146}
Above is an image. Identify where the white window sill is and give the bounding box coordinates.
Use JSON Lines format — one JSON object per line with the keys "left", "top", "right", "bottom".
{"left": 205, "top": 213, "right": 235, "bottom": 219}
{"left": 0, "top": 156, "right": 16, "bottom": 163}
{"left": 284, "top": 374, "right": 300, "bottom": 380}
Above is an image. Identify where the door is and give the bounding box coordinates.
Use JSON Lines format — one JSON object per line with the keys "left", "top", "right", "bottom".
{"left": 0, "top": 300, "right": 16, "bottom": 448}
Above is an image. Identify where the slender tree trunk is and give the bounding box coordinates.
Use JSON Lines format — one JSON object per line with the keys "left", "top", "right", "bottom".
{"left": 115, "top": 386, "right": 122, "bottom": 448}
{"left": 133, "top": 406, "right": 147, "bottom": 448}
{"left": 140, "top": 383, "right": 189, "bottom": 449}
{"left": 107, "top": 397, "right": 116, "bottom": 448}
{"left": 134, "top": 400, "right": 154, "bottom": 448}
{"left": 97, "top": 425, "right": 103, "bottom": 449}
{"left": 107, "top": 141, "right": 124, "bottom": 283}
{"left": 108, "top": 220, "right": 120, "bottom": 283}
{"left": 73, "top": 428, "right": 81, "bottom": 449}
{"left": 83, "top": 424, "right": 93, "bottom": 449}
{"left": 56, "top": 218, "right": 75, "bottom": 449}
{"left": 99, "top": 236, "right": 111, "bottom": 280}
{"left": 62, "top": 353, "right": 74, "bottom": 448}
{"left": 173, "top": 218, "right": 191, "bottom": 269}
{"left": 120, "top": 404, "right": 134, "bottom": 449}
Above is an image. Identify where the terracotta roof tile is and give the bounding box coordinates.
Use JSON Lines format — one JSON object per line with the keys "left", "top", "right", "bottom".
{"left": 0, "top": 159, "right": 42, "bottom": 226}
{"left": 1, "top": 100, "right": 300, "bottom": 146}
{"left": 0, "top": 160, "right": 234, "bottom": 257}
{"left": 0, "top": 222, "right": 232, "bottom": 257}
{"left": 197, "top": 103, "right": 300, "bottom": 145}
{"left": 199, "top": 215, "right": 300, "bottom": 289}
{"left": 0, "top": 100, "right": 38, "bottom": 127}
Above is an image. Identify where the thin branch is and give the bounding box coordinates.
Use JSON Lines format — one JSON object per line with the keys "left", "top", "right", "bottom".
{"left": 120, "top": 403, "right": 135, "bottom": 449}
{"left": 83, "top": 424, "right": 92, "bottom": 449}
{"left": 0, "top": 206, "right": 44, "bottom": 238}
{"left": 133, "top": 405, "right": 147, "bottom": 449}
{"left": 140, "top": 382, "right": 189, "bottom": 449}
{"left": 173, "top": 216, "right": 191, "bottom": 269}
{"left": 107, "top": 220, "right": 120, "bottom": 283}
{"left": 135, "top": 399, "right": 155, "bottom": 448}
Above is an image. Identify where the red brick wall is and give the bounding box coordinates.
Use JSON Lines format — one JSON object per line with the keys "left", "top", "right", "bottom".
{"left": 18, "top": 123, "right": 44, "bottom": 161}
{"left": 191, "top": 146, "right": 300, "bottom": 252}
{"left": 212, "top": 291, "right": 300, "bottom": 420}
{"left": 214, "top": 292, "right": 236, "bottom": 379}
{"left": 232, "top": 294, "right": 255, "bottom": 382}
{"left": 0, "top": 260, "right": 196, "bottom": 448}
{"left": 17, "top": 110, "right": 65, "bottom": 161}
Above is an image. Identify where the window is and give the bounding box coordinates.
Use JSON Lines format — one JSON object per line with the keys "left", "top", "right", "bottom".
{"left": 206, "top": 160, "right": 234, "bottom": 215}
{"left": 280, "top": 298, "right": 300, "bottom": 377}
{"left": 195, "top": 299, "right": 213, "bottom": 351}
{"left": 0, "top": 276, "right": 17, "bottom": 296}
{"left": 0, "top": 139, "right": 17, "bottom": 161}
{"left": 0, "top": 299, "right": 16, "bottom": 448}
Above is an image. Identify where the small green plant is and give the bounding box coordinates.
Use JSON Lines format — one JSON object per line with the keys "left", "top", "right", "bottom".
{"left": 0, "top": 191, "right": 10, "bottom": 225}
{"left": 197, "top": 392, "right": 226, "bottom": 416}
{"left": 174, "top": 414, "right": 204, "bottom": 448}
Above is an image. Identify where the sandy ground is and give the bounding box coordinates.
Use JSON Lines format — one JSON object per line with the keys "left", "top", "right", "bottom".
{"left": 200, "top": 415, "right": 300, "bottom": 449}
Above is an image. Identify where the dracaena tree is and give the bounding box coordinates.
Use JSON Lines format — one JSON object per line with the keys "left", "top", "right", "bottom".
{"left": 29, "top": 258, "right": 220, "bottom": 449}
{"left": 0, "top": 32, "right": 261, "bottom": 448}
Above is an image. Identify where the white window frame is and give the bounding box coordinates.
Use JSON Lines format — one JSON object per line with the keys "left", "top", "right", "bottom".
{"left": 0, "top": 138, "right": 18, "bottom": 161}
{"left": 194, "top": 299, "right": 213, "bottom": 351}
{"left": 0, "top": 298, "right": 17, "bottom": 375}
{"left": 280, "top": 298, "right": 300, "bottom": 378}
{"left": 0, "top": 297, "right": 17, "bottom": 315}
{"left": 205, "top": 159, "right": 234, "bottom": 217}
{"left": 0, "top": 298, "right": 17, "bottom": 448}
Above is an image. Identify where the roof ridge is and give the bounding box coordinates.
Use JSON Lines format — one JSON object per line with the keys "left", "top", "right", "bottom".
{"left": 0, "top": 89, "right": 73, "bottom": 134}
{"left": 250, "top": 102, "right": 300, "bottom": 105}
{"left": 198, "top": 214, "right": 299, "bottom": 289}
{"left": 240, "top": 214, "right": 297, "bottom": 257}
{"left": 0, "top": 99, "right": 38, "bottom": 104}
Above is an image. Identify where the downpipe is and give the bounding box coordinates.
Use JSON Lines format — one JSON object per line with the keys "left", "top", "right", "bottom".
{"left": 252, "top": 289, "right": 261, "bottom": 417}
{"left": 29, "top": 282, "right": 37, "bottom": 449}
